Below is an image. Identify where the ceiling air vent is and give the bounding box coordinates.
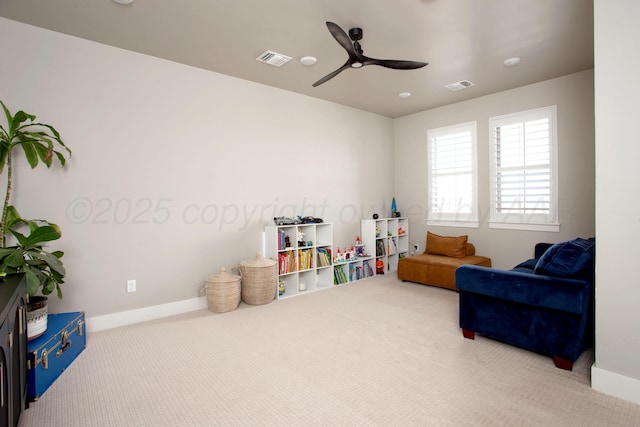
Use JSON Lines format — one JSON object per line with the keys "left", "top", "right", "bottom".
{"left": 445, "top": 80, "right": 475, "bottom": 92}
{"left": 256, "top": 50, "right": 292, "bottom": 67}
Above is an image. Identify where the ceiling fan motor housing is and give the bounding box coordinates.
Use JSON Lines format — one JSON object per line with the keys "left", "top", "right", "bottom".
{"left": 348, "top": 27, "right": 363, "bottom": 41}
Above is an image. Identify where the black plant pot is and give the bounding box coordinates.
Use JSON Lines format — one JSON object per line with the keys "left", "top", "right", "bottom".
{"left": 27, "top": 295, "right": 48, "bottom": 341}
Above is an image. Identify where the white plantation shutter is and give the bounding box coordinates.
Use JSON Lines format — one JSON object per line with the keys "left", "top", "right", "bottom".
{"left": 489, "top": 106, "right": 559, "bottom": 231}
{"left": 427, "top": 122, "right": 478, "bottom": 227}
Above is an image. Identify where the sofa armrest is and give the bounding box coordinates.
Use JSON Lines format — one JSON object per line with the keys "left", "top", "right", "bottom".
{"left": 534, "top": 242, "right": 554, "bottom": 259}
{"left": 465, "top": 243, "right": 476, "bottom": 256}
{"left": 455, "top": 265, "right": 591, "bottom": 314}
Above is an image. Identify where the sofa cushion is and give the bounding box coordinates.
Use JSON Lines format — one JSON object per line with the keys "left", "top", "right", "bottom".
{"left": 534, "top": 238, "right": 595, "bottom": 280}
{"left": 425, "top": 232, "right": 468, "bottom": 258}
{"left": 513, "top": 258, "right": 538, "bottom": 271}
{"left": 511, "top": 258, "right": 538, "bottom": 274}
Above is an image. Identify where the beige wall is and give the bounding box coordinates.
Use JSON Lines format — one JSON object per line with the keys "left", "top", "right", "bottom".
{"left": 591, "top": 0, "right": 640, "bottom": 403}
{"left": 0, "top": 18, "right": 394, "bottom": 317}
{"left": 393, "top": 70, "right": 595, "bottom": 269}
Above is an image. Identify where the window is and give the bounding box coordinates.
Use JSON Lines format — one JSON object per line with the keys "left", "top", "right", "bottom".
{"left": 426, "top": 122, "right": 478, "bottom": 227}
{"left": 489, "top": 106, "right": 559, "bottom": 231}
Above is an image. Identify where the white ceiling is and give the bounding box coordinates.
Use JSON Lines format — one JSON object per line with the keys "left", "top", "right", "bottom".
{"left": 0, "top": 0, "right": 594, "bottom": 118}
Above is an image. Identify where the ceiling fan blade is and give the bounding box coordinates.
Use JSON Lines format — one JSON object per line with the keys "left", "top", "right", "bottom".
{"left": 312, "top": 61, "right": 351, "bottom": 87}
{"left": 363, "top": 57, "right": 429, "bottom": 70}
{"left": 326, "top": 22, "right": 357, "bottom": 58}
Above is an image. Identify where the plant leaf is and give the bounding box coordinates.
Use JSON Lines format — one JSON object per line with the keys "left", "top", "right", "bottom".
{"left": 18, "top": 133, "right": 39, "bottom": 168}
{"left": 53, "top": 150, "right": 67, "bottom": 166}
{"left": 11, "top": 110, "right": 34, "bottom": 132}
{"left": 25, "top": 268, "right": 41, "bottom": 296}
{"left": 1, "top": 100, "right": 12, "bottom": 129}
{"left": 4, "top": 249, "right": 26, "bottom": 268}
{"left": 9, "top": 228, "right": 29, "bottom": 246}
{"left": 0, "top": 246, "right": 18, "bottom": 258}
{"left": 25, "top": 225, "right": 62, "bottom": 245}
{"left": 28, "top": 250, "right": 65, "bottom": 276}
{"left": 33, "top": 140, "right": 53, "bottom": 167}
{"left": 0, "top": 144, "right": 7, "bottom": 173}
{"left": 4, "top": 206, "right": 22, "bottom": 229}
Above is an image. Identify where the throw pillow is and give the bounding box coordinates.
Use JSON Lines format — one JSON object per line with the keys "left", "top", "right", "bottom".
{"left": 534, "top": 237, "right": 595, "bottom": 279}
{"left": 425, "top": 232, "right": 468, "bottom": 258}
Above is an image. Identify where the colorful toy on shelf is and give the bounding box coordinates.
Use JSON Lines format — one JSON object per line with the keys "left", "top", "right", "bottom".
{"left": 334, "top": 246, "right": 357, "bottom": 262}
{"left": 345, "top": 246, "right": 355, "bottom": 260}
{"left": 398, "top": 226, "right": 406, "bottom": 235}
{"left": 274, "top": 216, "right": 299, "bottom": 225}
{"left": 376, "top": 259, "right": 384, "bottom": 274}
{"left": 355, "top": 245, "right": 367, "bottom": 257}
{"left": 354, "top": 236, "right": 368, "bottom": 257}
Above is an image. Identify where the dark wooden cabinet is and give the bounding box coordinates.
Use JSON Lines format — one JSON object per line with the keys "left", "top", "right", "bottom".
{"left": 0, "top": 274, "right": 27, "bottom": 427}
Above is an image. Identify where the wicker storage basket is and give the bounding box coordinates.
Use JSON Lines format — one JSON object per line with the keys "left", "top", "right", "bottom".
{"left": 238, "top": 252, "right": 277, "bottom": 305}
{"left": 204, "top": 268, "right": 241, "bottom": 313}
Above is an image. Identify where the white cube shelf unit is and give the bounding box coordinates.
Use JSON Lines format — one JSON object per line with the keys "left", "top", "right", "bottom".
{"left": 265, "top": 223, "right": 334, "bottom": 299}
{"left": 361, "top": 217, "right": 409, "bottom": 275}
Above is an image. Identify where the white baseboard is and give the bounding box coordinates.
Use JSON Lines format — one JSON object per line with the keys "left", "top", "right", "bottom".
{"left": 591, "top": 363, "right": 640, "bottom": 405}
{"left": 85, "top": 297, "right": 208, "bottom": 333}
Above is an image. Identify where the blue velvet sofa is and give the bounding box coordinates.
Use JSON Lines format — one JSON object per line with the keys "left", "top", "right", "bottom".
{"left": 455, "top": 238, "right": 595, "bottom": 370}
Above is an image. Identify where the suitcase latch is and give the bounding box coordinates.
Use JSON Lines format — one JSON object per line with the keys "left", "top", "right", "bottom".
{"left": 77, "top": 320, "right": 84, "bottom": 336}
{"left": 41, "top": 349, "right": 48, "bottom": 369}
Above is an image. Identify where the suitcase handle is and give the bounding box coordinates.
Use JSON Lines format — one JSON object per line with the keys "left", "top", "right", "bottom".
{"left": 45, "top": 330, "right": 72, "bottom": 360}
{"left": 56, "top": 339, "right": 71, "bottom": 358}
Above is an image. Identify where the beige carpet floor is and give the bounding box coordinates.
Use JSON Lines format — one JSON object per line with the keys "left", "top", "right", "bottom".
{"left": 18, "top": 274, "right": 640, "bottom": 426}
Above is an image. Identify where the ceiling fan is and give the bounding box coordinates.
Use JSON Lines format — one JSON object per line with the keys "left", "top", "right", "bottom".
{"left": 312, "top": 21, "right": 429, "bottom": 87}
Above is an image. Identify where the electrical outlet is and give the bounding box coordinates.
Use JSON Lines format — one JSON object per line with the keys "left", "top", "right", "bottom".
{"left": 127, "top": 279, "right": 136, "bottom": 293}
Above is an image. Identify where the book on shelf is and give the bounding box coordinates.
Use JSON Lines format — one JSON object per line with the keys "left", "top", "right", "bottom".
{"left": 298, "top": 249, "right": 314, "bottom": 270}
{"left": 388, "top": 238, "right": 397, "bottom": 255}
{"left": 278, "top": 230, "right": 285, "bottom": 250}
{"left": 376, "top": 240, "right": 386, "bottom": 257}
{"left": 349, "top": 264, "right": 363, "bottom": 281}
{"left": 316, "top": 247, "right": 332, "bottom": 267}
{"left": 363, "top": 260, "right": 374, "bottom": 277}
{"left": 278, "top": 250, "right": 296, "bottom": 274}
{"left": 334, "top": 266, "right": 348, "bottom": 284}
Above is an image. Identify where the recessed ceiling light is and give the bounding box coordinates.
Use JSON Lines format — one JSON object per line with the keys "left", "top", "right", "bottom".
{"left": 398, "top": 92, "right": 411, "bottom": 99}
{"left": 503, "top": 57, "right": 522, "bottom": 67}
{"left": 300, "top": 56, "right": 317, "bottom": 66}
{"left": 113, "top": 0, "right": 134, "bottom": 4}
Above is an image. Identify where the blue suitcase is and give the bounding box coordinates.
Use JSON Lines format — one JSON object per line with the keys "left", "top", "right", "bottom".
{"left": 27, "top": 311, "right": 86, "bottom": 401}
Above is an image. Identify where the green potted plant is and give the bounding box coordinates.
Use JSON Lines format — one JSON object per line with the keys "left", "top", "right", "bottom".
{"left": 0, "top": 100, "right": 71, "bottom": 339}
